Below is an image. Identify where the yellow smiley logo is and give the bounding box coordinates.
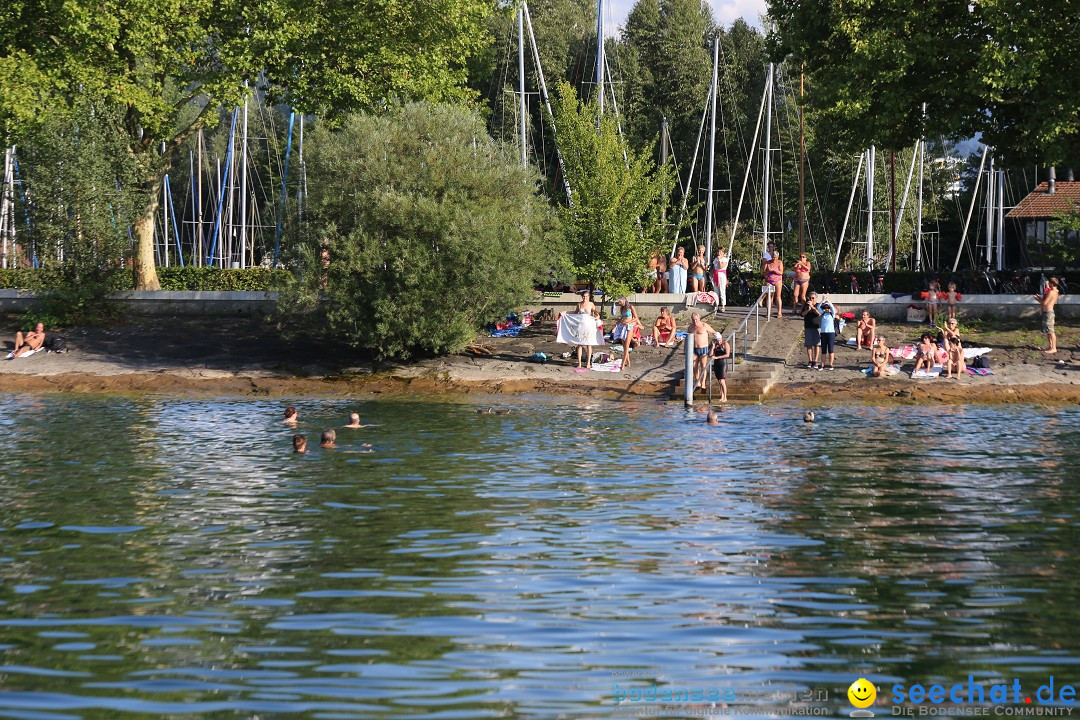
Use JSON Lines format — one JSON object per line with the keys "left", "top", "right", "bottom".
{"left": 848, "top": 678, "right": 877, "bottom": 709}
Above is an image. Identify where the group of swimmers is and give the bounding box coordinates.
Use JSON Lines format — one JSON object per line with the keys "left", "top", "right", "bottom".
{"left": 283, "top": 406, "right": 374, "bottom": 453}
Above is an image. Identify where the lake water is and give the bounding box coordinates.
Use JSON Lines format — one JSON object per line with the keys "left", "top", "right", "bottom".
{"left": 1, "top": 395, "right": 1079, "bottom": 720}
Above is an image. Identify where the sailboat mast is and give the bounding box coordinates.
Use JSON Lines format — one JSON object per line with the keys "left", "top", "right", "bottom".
{"left": 915, "top": 139, "right": 924, "bottom": 271}
{"left": 240, "top": 95, "right": 249, "bottom": 269}
{"left": 595, "top": 0, "right": 604, "bottom": 124}
{"left": 798, "top": 64, "right": 805, "bottom": 255}
{"left": 518, "top": 5, "right": 527, "bottom": 166}
{"left": 704, "top": 37, "right": 719, "bottom": 263}
{"left": 985, "top": 155, "right": 995, "bottom": 267}
{"left": 762, "top": 62, "right": 774, "bottom": 255}
{"left": 866, "top": 145, "right": 875, "bottom": 270}
{"left": 996, "top": 169, "right": 1005, "bottom": 271}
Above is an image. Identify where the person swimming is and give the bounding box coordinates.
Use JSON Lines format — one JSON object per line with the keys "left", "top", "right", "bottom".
{"left": 706, "top": 410, "right": 720, "bottom": 425}
{"left": 320, "top": 428, "right": 336, "bottom": 448}
{"left": 284, "top": 406, "right": 298, "bottom": 425}
{"left": 292, "top": 434, "right": 307, "bottom": 453}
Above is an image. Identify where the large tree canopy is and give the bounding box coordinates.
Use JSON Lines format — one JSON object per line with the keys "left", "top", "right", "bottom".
{"left": 767, "top": 0, "right": 1080, "bottom": 164}
{"left": 0, "top": 0, "right": 494, "bottom": 289}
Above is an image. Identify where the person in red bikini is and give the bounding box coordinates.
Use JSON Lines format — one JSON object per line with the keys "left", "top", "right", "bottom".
{"left": 651, "top": 306, "right": 678, "bottom": 347}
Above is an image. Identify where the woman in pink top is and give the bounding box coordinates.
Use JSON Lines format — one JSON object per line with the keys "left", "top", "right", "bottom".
{"left": 763, "top": 255, "right": 784, "bottom": 319}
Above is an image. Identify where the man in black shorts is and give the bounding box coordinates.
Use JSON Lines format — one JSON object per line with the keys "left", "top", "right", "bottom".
{"left": 800, "top": 292, "right": 821, "bottom": 368}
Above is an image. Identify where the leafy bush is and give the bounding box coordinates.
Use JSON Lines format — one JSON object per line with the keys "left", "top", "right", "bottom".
{"left": 279, "top": 103, "right": 567, "bottom": 361}
{"left": 157, "top": 267, "right": 290, "bottom": 291}
{"left": 0, "top": 267, "right": 288, "bottom": 292}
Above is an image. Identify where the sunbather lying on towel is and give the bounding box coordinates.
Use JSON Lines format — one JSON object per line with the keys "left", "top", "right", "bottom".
{"left": 10, "top": 323, "right": 45, "bottom": 359}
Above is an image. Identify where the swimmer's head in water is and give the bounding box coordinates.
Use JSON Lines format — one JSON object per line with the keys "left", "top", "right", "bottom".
{"left": 803, "top": 411, "right": 815, "bottom": 423}
{"left": 321, "top": 428, "right": 336, "bottom": 446}
{"left": 706, "top": 411, "right": 719, "bottom": 425}
{"left": 292, "top": 434, "right": 306, "bottom": 452}
{"left": 284, "top": 406, "right": 297, "bottom": 419}
{"left": 349, "top": 413, "right": 360, "bottom": 424}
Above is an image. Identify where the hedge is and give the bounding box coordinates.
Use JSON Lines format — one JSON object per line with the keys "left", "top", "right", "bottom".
{"left": 0, "top": 267, "right": 290, "bottom": 292}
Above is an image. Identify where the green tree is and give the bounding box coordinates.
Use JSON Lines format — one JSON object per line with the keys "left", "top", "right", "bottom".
{"left": 16, "top": 99, "right": 145, "bottom": 323}
{"left": 1, "top": 0, "right": 494, "bottom": 290}
{"left": 767, "top": 0, "right": 1079, "bottom": 164}
{"left": 281, "top": 103, "right": 566, "bottom": 361}
{"left": 551, "top": 81, "right": 676, "bottom": 297}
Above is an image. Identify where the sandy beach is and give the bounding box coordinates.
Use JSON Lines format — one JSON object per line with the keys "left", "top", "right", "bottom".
{"left": 0, "top": 311, "right": 1077, "bottom": 404}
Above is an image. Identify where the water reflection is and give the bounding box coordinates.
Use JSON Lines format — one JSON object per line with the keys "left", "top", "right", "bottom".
{"left": 0, "top": 396, "right": 1078, "bottom": 718}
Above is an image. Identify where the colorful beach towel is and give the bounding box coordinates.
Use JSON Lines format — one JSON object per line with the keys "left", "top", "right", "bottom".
{"left": 591, "top": 359, "right": 623, "bottom": 372}
{"left": 891, "top": 345, "right": 917, "bottom": 360}
{"left": 965, "top": 367, "right": 994, "bottom": 376}
{"left": 862, "top": 363, "right": 902, "bottom": 376}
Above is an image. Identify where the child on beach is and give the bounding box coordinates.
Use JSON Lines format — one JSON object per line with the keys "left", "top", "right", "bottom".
{"left": 912, "top": 333, "right": 935, "bottom": 376}
{"left": 926, "top": 280, "right": 940, "bottom": 326}
{"left": 947, "top": 282, "right": 959, "bottom": 320}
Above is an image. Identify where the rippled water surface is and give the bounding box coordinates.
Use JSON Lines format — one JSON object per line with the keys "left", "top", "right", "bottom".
{"left": 1, "top": 395, "right": 1079, "bottom": 719}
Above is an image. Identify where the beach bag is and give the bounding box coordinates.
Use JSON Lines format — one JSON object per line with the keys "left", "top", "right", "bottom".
{"left": 906, "top": 306, "right": 928, "bottom": 323}
{"left": 44, "top": 334, "right": 67, "bottom": 353}
{"left": 971, "top": 355, "right": 990, "bottom": 370}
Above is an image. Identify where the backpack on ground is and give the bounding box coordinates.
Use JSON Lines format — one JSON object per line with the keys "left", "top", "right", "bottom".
{"left": 43, "top": 334, "right": 67, "bottom": 353}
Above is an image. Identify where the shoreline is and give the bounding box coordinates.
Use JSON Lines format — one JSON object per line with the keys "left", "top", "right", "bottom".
{"left": 1, "top": 314, "right": 1076, "bottom": 406}
{"left": 2, "top": 369, "right": 1078, "bottom": 406}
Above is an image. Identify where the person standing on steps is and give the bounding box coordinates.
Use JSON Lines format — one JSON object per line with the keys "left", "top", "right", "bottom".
{"left": 688, "top": 313, "right": 717, "bottom": 390}
{"left": 712, "top": 248, "right": 729, "bottom": 312}
{"left": 708, "top": 331, "right": 731, "bottom": 402}
{"left": 1037, "top": 277, "right": 1060, "bottom": 354}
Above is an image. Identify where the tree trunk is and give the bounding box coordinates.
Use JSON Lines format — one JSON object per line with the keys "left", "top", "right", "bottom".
{"left": 133, "top": 178, "right": 162, "bottom": 290}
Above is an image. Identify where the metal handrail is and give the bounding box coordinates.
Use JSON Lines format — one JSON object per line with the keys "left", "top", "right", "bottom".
{"left": 687, "top": 290, "right": 769, "bottom": 406}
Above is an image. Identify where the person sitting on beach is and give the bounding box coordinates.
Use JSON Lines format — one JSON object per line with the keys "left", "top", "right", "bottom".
{"left": 320, "top": 428, "right": 336, "bottom": 448}
{"left": 937, "top": 317, "right": 961, "bottom": 350}
{"left": 10, "top": 322, "right": 45, "bottom": 359}
{"left": 856, "top": 310, "right": 877, "bottom": 349}
{"left": 651, "top": 307, "right": 677, "bottom": 347}
{"left": 688, "top": 313, "right": 716, "bottom": 390}
{"left": 709, "top": 331, "right": 731, "bottom": 402}
{"left": 613, "top": 297, "right": 643, "bottom": 369}
{"left": 284, "top": 406, "right": 299, "bottom": 425}
{"left": 292, "top": 434, "right": 307, "bottom": 453}
{"left": 947, "top": 282, "right": 960, "bottom": 320}
{"left": 870, "top": 336, "right": 891, "bottom": 377}
{"left": 912, "top": 332, "right": 935, "bottom": 375}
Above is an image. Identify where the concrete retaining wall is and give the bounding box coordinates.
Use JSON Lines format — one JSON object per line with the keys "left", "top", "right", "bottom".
{"left": 527, "top": 292, "right": 1077, "bottom": 320}
{"left": 0, "top": 289, "right": 279, "bottom": 315}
